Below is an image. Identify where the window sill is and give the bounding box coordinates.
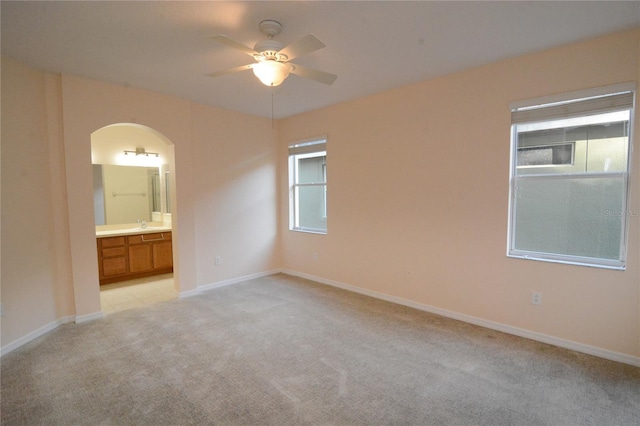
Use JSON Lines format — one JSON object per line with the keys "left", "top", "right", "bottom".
{"left": 290, "top": 228, "right": 327, "bottom": 235}
{"left": 507, "top": 253, "right": 625, "bottom": 270}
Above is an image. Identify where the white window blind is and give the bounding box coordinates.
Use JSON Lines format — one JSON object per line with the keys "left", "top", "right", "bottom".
{"left": 511, "top": 92, "right": 633, "bottom": 124}
{"left": 288, "top": 140, "right": 327, "bottom": 156}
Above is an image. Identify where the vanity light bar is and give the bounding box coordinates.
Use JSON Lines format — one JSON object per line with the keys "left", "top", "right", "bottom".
{"left": 124, "top": 147, "right": 159, "bottom": 157}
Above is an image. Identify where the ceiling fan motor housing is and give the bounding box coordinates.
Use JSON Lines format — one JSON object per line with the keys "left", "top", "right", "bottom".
{"left": 254, "top": 39, "right": 285, "bottom": 55}
{"left": 258, "top": 20, "right": 282, "bottom": 38}
{"left": 255, "top": 20, "right": 288, "bottom": 61}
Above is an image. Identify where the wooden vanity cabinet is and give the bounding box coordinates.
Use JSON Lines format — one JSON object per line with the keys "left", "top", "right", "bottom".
{"left": 98, "top": 231, "right": 173, "bottom": 284}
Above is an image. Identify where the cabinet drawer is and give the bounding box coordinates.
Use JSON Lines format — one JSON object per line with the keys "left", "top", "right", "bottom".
{"left": 102, "top": 246, "right": 126, "bottom": 258}
{"left": 128, "top": 232, "right": 171, "bottom": 245}
{"left": 100, "top": 236, "right": 125, "bottom": 248}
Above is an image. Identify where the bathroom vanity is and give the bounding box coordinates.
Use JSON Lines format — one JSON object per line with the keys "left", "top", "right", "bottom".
{"left": 97, "top": 227, "right": 173, "bottom": 285}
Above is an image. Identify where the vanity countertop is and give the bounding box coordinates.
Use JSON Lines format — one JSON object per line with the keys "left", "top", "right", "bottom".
{"left": 96, "top": 226, "right": 172, "bottom": 238}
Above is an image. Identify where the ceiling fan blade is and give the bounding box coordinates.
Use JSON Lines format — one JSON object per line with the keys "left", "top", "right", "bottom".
{"left": 290, "top": 64, "right": 337, "bottom": 85}
{"left": 206, "top": 63, "right": 255, "bottom": 78}
{"left": 278, "top": 34, "right": 325, "bottom": 61}
{"left": 210, "top": 35, "right": 258, "bottom": 57}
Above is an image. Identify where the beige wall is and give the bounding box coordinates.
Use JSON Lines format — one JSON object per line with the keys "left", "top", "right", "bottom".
{"left": 1, "top": 28, "right": 639, "bottom": 361}
{"left": 279, "top": 29, "right": 640, "bottom": 358}
{"left": 1, "top": 59, "right": 280, "bottom": 349}
{"left": 191, "top": 104, "right": 279, "bottom": 285}
{"left": 638, "top": 32, "right": 640, "bottom": 364}
{"left": 1, "top": 58, "right": 75, "bottom": 345}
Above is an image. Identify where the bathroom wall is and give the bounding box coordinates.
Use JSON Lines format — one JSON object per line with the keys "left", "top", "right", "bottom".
{"left": 92, "top": 124, "right": 173, "bottom": 227}
{"left": 101, "top": 164, "right": 154, "bottom": 224}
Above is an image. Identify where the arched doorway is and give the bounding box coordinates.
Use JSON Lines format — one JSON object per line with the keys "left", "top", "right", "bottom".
{"left": 91, "top": 123, "right": 178, "bottom": 313}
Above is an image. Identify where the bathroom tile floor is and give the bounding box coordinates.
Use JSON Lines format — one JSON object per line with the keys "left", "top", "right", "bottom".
{"left": 100, "top": 274, "right": 178, "bottom": 314}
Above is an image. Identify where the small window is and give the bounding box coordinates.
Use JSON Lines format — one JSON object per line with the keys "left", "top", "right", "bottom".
{"left": 289, "top": 138, "right": 327, "bottom": 234}
{"left": 508, "top": 86, "right": 634, "bottom": 269}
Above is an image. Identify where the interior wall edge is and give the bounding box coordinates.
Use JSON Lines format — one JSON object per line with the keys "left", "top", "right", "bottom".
{"left": 74, "top": 311, "right": 104, "bottom": 324}
{"left": 197, "top": 268, "right": 282, "bottom": 293}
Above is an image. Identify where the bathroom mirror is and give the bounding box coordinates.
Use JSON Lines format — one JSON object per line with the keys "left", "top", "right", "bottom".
{"left": 93, "top": 164, "right": 162, "bottom": 225}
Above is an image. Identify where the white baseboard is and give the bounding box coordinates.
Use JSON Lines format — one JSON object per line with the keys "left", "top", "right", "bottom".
{"left": 75, "top": 311, "right": 104, "bottom": 324}
{"left": 198, "top": 269, "right": 282, "bottom": 293}
{"left": 2, "top": 270, "right": 281, "bottom": 355}
{"left": 281, "top": 269, "right": 640, "bottom": 367}
{"left": 178, "top": 288, "right": 201, "bottom": 298}
{"left": 2, "top": 310, "right": 104, "bottom": 357}
{"left": 4, "top": 270, "right": 638, "bottom": 368}
{"left": 1, "top": 315, "right": 75, "bottom": 357}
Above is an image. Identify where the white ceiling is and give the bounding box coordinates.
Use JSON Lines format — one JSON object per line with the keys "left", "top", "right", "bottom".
{"left": 2, "top": 1, "right": 639, "bottom": 119}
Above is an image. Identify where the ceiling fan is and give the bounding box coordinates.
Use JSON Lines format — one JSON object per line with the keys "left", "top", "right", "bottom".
{"left": 207, "top": 20, "right": 337, "bottom": 87}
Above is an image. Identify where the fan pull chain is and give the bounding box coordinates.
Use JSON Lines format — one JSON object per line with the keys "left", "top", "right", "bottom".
{"left": 271, "top": 90, "right": 275, "bottom": 129}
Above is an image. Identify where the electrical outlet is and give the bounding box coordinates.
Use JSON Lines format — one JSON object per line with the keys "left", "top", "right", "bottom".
{"left": 214, "top": 256, "right": 221, "bottom": 266}
{"left": 532, "top": 292, "right": 542, "bottom": 305}
{"left": 312, "top": 252, "right": 319, "bottom": 261}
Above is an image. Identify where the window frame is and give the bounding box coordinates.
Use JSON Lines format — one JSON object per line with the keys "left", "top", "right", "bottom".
{"left": 288, "top": 137, "right": 328, "bottom": 234}
{"left": 507, "top": 83, "right": 635, "bottom": 270}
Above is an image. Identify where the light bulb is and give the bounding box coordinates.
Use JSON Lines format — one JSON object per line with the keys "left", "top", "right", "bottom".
{"left": 253, "top": 60, "right": 291, "bottom": 86}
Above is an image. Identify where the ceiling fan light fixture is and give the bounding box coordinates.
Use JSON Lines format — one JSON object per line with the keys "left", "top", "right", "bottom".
{"left": 253, "top": 60, "right": 291, "bottom": 86}
{"left": 209, "top": 20, "right": 335, "bottom": 87}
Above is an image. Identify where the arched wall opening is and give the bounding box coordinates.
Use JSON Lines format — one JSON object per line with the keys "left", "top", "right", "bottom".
{"left": 90, "top": 124, "right": 178, "bottom": 300}
{"left": 59, "top": 74, "right": 198, "bottom": 322}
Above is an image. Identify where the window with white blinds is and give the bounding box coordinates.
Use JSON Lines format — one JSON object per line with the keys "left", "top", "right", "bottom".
{"left": 507, "top": 85, "right": 635, "bottom": 269}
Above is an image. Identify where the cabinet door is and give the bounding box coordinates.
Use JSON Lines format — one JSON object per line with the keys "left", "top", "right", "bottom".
{"left": 153, "top": 241, "right": 173, "bottom": 270}
{"left": 129, "top": 244, "right": 153, "bottom": 273}
{"left": 102, "top": 257, "right": 127, "bottom": 277}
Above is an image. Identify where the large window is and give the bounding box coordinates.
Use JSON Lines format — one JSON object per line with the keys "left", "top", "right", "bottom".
{"left": 289, "top": 138, "right": 327, "bottom": 234}
{"left": 508, "top": 86, "right": 634, "bottom": 269}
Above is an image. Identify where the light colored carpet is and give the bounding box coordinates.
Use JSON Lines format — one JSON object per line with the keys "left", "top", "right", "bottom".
{"left": 2, "top": 273, "right": 639, "bottom": 425}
